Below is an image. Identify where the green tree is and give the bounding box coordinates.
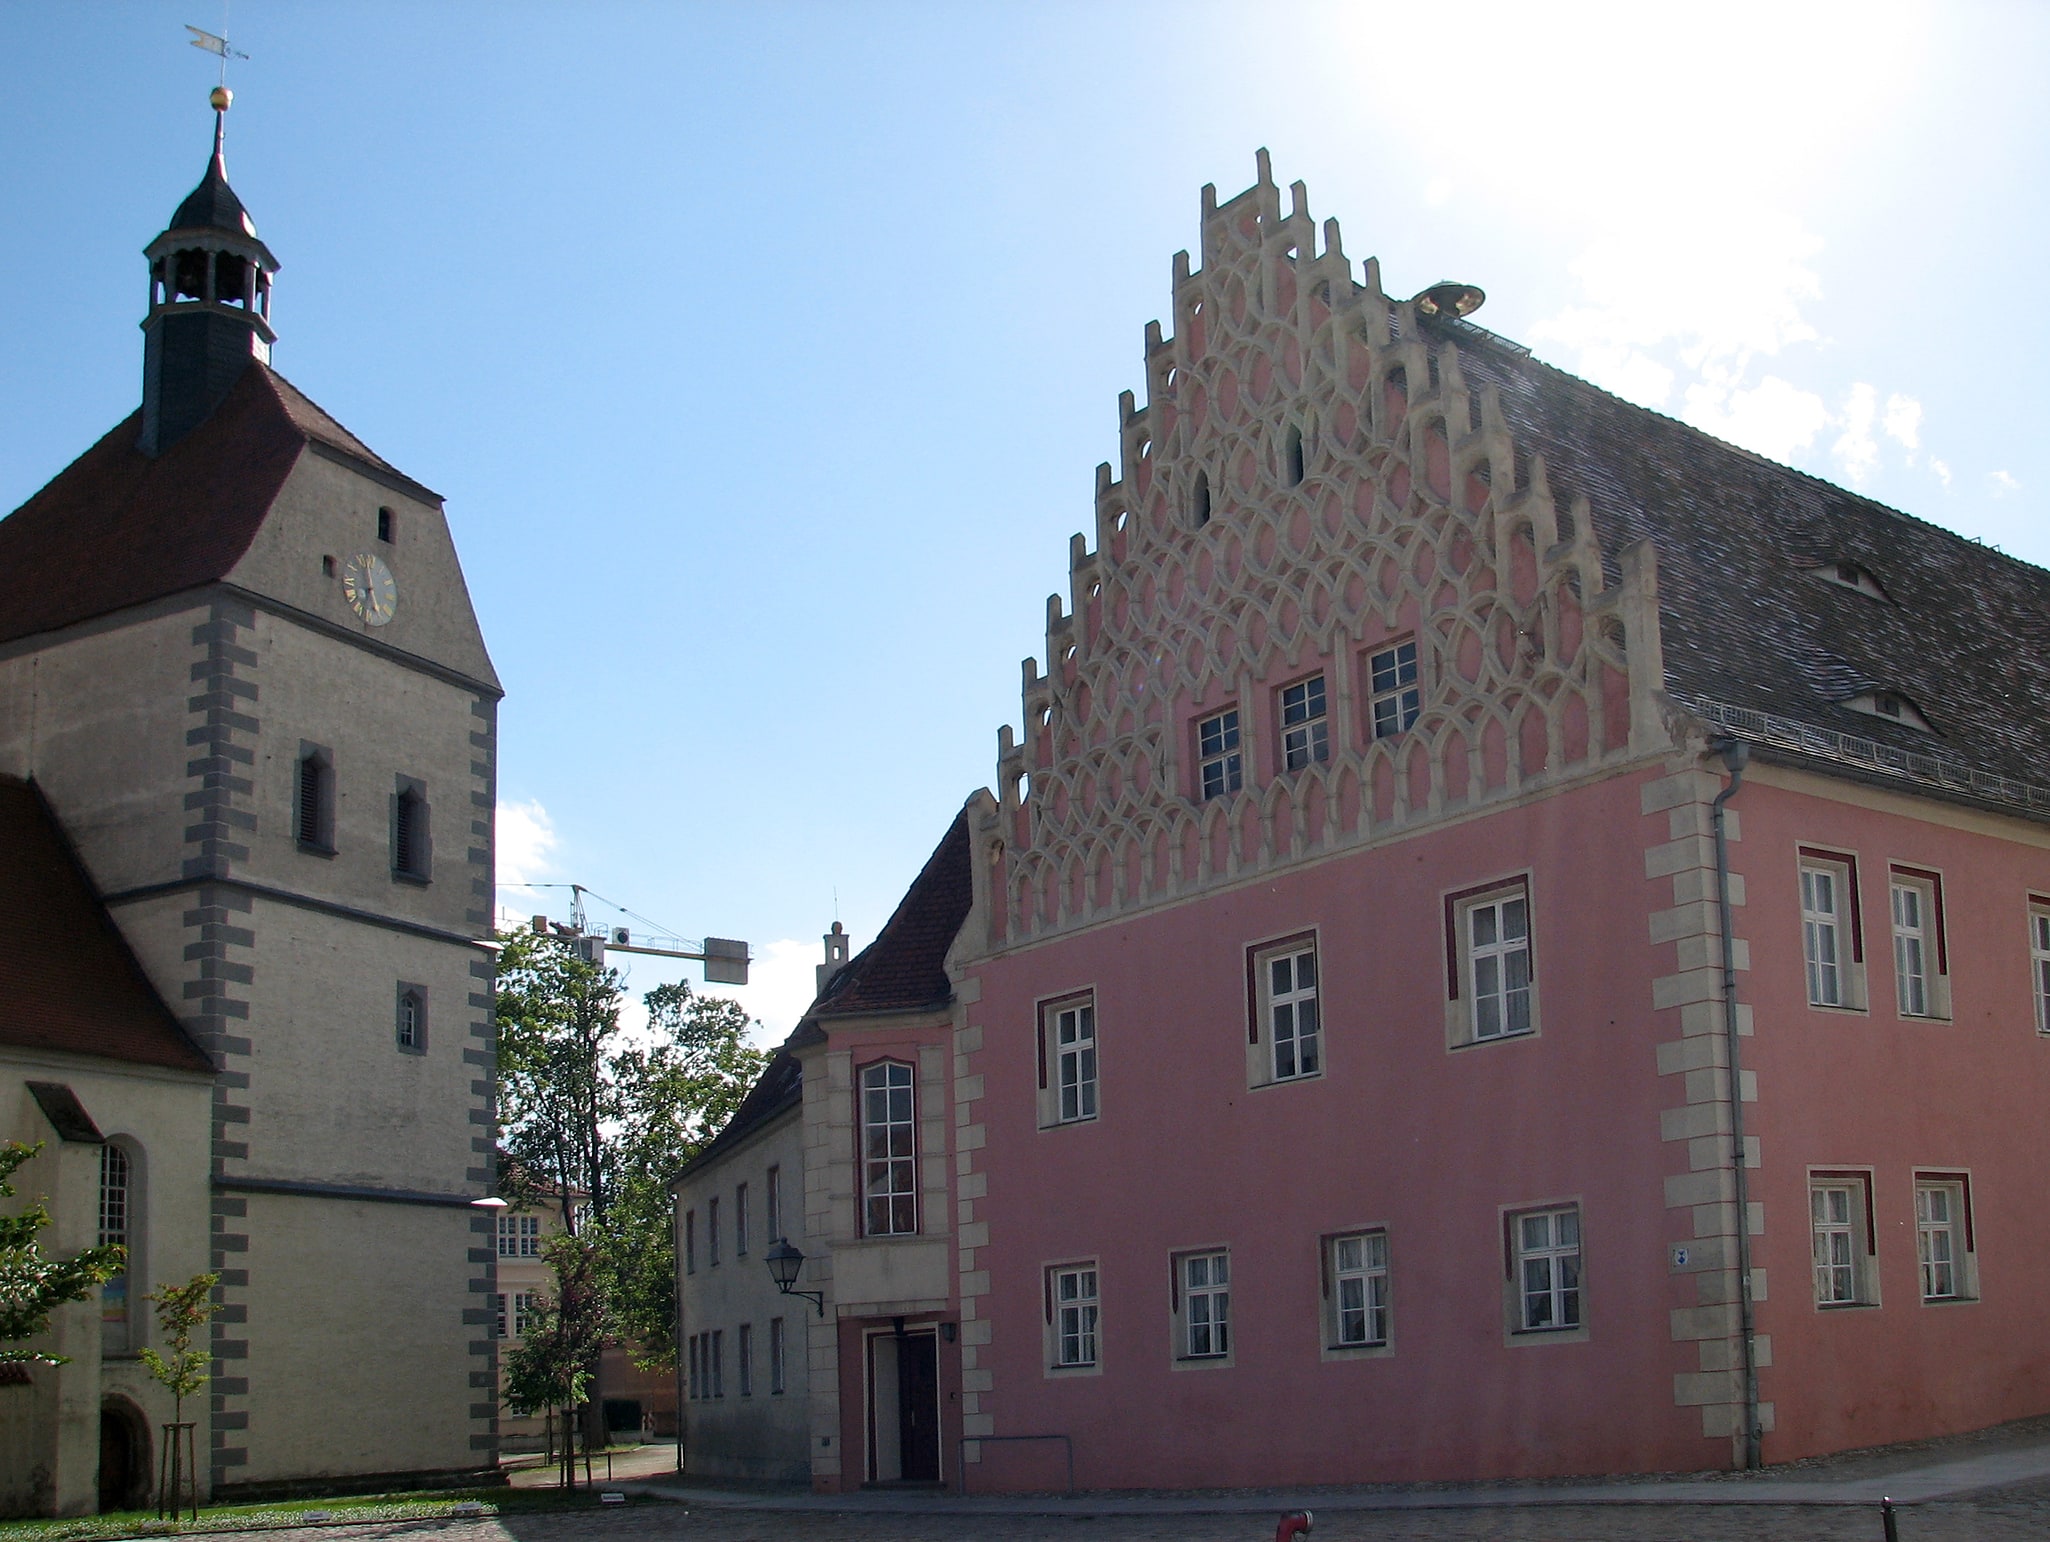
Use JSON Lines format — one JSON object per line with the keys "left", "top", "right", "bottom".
{"left": 140, "top": 1274, "right": 221, "bottom": 1518}
{"left": 496, "top": 929, "right": 623, "bottom": 1233}
{"left": 501, "top": 1234, "right": 607, "bottom": 1488}
{"left": 0, "top": 1141, "right": 125, "bottom": 1364}
{"left": 139, "top": 1273, "right": 222, "bottom": 1422}
{"left": 495, "top": 931, "right": 766, "bottom": 1391}
{"left": 602, "top": 983, "right": 766, "bottom": 1368}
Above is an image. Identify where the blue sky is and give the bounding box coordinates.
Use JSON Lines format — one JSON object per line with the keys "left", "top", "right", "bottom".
{"left": 5, "top": 2, "right": 2047, "bottom": 1040}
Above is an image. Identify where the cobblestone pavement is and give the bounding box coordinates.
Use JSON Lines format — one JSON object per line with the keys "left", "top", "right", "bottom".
{"left": 189, "top": 1478, "right": 2050, "bottom": 1542}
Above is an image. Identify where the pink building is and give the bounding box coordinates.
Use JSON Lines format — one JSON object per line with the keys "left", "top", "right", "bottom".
{"left": 677, "top": 154, "right": 2050, "bottom": 1491}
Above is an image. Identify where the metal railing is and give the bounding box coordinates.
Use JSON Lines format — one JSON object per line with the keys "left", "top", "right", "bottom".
{"left": 1685, "top": 698, "right": 2050, "bottom": 818}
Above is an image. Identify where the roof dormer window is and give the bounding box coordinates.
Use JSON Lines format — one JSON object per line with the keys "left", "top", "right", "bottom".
{"left": 1807, "top": 560, "right": 1891, "bottom": 602}
{"left": 1843, "top": 690, "right": 1936, "bottom": 733}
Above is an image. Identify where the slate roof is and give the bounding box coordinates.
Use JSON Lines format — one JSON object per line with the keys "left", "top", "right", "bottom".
{"left": 170, "top": 134, "right": 259, "bottom": 239}
{"left": 680, "top": 810, "right": 974, "bottom": 1177}
{"left": 1430, "top": 313, "right": 2050, "bottom": 802}
{"left": 0, "top": 777, "right": 214, "bottom": 1074}
{"left": 807, "top": 809, "right": 972, "bottom": 1022}
{"left": 0, "top": 362, "right": 424, "bottom": 650}
{"left": 671, "top": 1050, "right": 802, "bottom": 1185}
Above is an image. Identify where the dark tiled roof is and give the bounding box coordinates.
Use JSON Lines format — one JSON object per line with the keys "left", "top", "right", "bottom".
{"left": 1435, "top": 316, "right": 2050, "bottom": 792}
{"left": 671, "top": 1050, "right": 802, "bottom": 1184}
{"left": 677, "top": 811, "right": 973, "bottom": 1180}
{"left": 0, "top": 777, "right": 214, "bottom": 1074}
{"left": 0, "top": 363, "right": 419, "bottom": 649}
{"left": 170, "top": 140, "right": 257, "bottom": 238}
{"left": 811, "top": 810, "right": 972, "bottom": 1020}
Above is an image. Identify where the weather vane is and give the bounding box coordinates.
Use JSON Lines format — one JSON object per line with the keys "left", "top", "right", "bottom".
{"left": 185, "top": 21, "right": 248, "bottom": 104}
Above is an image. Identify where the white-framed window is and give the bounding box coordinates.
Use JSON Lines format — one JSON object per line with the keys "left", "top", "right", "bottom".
{"left": 1039, "top": 994, "right": 1098, "bottom": 1126}
{"left": 1889, "top": 867, "right": 1949, "bottom": 1018}
{"left": 1799, "top": 850, "right": 1866, "bottom": 1009}
{"left": 1047, "top": 1263, "right": 1099, "bottom": 1370}
{"left": 1512, "top": 1205, "right": 1582, "bottom": 1332}
{"left": 708, "top": 1196, "right": 721, "bottom": 1266}
{"left": 1915, "top": 1174, "right": 1976, "bottom": 1303}
{"left": 100, "top": 1143, "right": 131, "bottom": 1346}
{"left": 2029, "top": 899, "right": 2050, "bottom": 1035}
{"left": 1810, "top": 1173, "right": 1877, "bottom": 1307}
{"left": 737, "top": 1322, "right": 754, "bottom": 1395}
{"left": 495, "top": 1292, "right": 509, "bottom": 1340}
{"left": 1446, "top": 879, "right": 1537, "bottom": 1046}
{"left": 395, "top": 983, "right": 427, "bottom": 1053}
{"left": 1367, "top": 638, "right": 1421, "bottom": 739}
{"left": 861, "top": 1061, "right": 918, "bottom": 1236}
{"left": 1175, "top": 1250, "right": 1231, "bottom": 1360}
{"left": 1326, "top": 1231, "right": 1390, "bottom": 1350}
{"left": 766, "top": 1165, "right": 783, "bottom": 1243}
{"left": 497, "top": 1212, "right": 541, "bottom": 1258}
{"left": 1197, "top": 708, "right": 1243, "bottom": 799}
{"left": 684, "top": 1209, "right": 696, "bottom": 1274}
{"left": 511, "top": 1292, "right": 537, "bottom": 1339}
{"left": 1249, "top": 934, "right": 1321, "bottom": 1083}
{"left": 769, "top": 1317, "right": 787, "bottom": 1394}
{"left": 1280, "top": 676, "right": 1329, "bottom": 771}
{"left": 735, "top": 1182, "right": 750, "bottom": 1257}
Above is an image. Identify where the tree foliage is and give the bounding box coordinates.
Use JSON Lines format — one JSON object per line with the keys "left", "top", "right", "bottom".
{"left": 0, "top": 1140, "right": 125, "bottom": 1364}
{"left": 604, "top": 983, "right": 765, "bottom": 1367}
{"left": 140, "top": 1273, "right": 223, "bottom": 1421}
{"left": 494, "top": 930, "right": 768, "bottom": 1373}
{"left": 496, "top": 930, "right": 620, "bottom": 1232}
{"left": 501, "top": 1233, "right": 608, "bottom": 1487}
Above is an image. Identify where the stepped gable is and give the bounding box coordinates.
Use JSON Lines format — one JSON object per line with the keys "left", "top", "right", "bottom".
{"left": 986, "top": 155, "right": 2050, "bottom": 947}
{"left": 0, "top": 363, "right": 425, "bottom": 649}
{"left": 795, "top": 811, "right": 972, "bottom": 1036}
{"left": 1439, "top": 326, "right": 2050, "bottom": 792}
{"left": 0, "top": 776, "right": 213, "bottom": 1073}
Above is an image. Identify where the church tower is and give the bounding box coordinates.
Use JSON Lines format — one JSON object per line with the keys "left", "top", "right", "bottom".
{"left": 0, "top": 95, "right": 502, "bottom": 1495}
{"left": 139, "top": 87, "right": 279, "bottom": 457}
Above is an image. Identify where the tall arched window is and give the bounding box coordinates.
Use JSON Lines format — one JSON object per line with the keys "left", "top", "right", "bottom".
{"left": 100, "top": 1143, "right": 132, "bottom": 1352}
{"left": 859, "top": 1062, "right": 917, "bottom": 1236}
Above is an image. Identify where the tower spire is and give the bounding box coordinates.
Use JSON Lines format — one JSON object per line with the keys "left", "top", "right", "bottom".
{"left": 138, "top": 88, "right": 279, "bottom": 457}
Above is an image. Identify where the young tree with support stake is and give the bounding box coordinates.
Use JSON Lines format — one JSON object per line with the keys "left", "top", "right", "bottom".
{"left": 140, "top": 1273, "right": 221, "bottom": 1518}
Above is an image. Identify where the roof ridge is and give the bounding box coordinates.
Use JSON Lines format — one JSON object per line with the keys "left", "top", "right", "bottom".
{"left": 1437, "top": 316, "right": 2050, "bottom": 586}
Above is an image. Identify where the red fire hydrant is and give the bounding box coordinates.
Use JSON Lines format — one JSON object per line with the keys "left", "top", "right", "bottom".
{"left": 1275, "top": 1510, "right": 1313, "bottom": 1542}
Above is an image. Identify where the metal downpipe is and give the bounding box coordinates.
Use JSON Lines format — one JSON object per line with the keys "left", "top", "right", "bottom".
{"left": 1710, "top": 737, "right": 1762, "bottom": 1470}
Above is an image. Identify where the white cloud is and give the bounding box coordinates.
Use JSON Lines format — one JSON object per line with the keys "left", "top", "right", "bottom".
{"left": 1423, "top": 176, "right": 1453, "bottom": 209}
{"left": 698, "top": 937, "right": 825, "bottom": 1049}
{"left": 1989, "top": 470, "right": 2022, "bottom": 498}
{"left": 1683, "top": 372, "right": 1829, "bottom": 464}
{"left": 1882, "top": 393, "right": 1922, "bottom": 454}
{"left": 495, "top": 798, "right": 561, "bottom": 923}
{"left": 1928, "top": 458, "right": 1952, "bottom": 488}
{"left": 1831, "top": 382, "right": 1880, "bottom": 486}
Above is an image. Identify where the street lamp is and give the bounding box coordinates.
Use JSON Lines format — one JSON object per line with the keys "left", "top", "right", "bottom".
{"left": 764, "top": 1238, "right": 824, "bottom": 1316}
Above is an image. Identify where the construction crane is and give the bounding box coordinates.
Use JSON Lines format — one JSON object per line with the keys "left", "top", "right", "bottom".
{"left": 510, "top": 883, "right": 749, "bottom": 984}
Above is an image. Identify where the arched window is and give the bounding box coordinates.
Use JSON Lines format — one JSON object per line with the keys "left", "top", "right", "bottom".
{"left": 376, "top": 507, "right": 395, "bottom": 545}
{"left": 99, "top": 1143, "right": 135, "bottom": 1353}
{"left": 296, "top": 746, "right": 333, "bottom": 852}
{"left": 859, "top": 1062, "right": 917, "bottom": 1236}
{"left": 396, "top": 985, "right": 427, "bottom": 1053}
{"left": 392, "top": 779, "right": 429, "bottom": 880}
